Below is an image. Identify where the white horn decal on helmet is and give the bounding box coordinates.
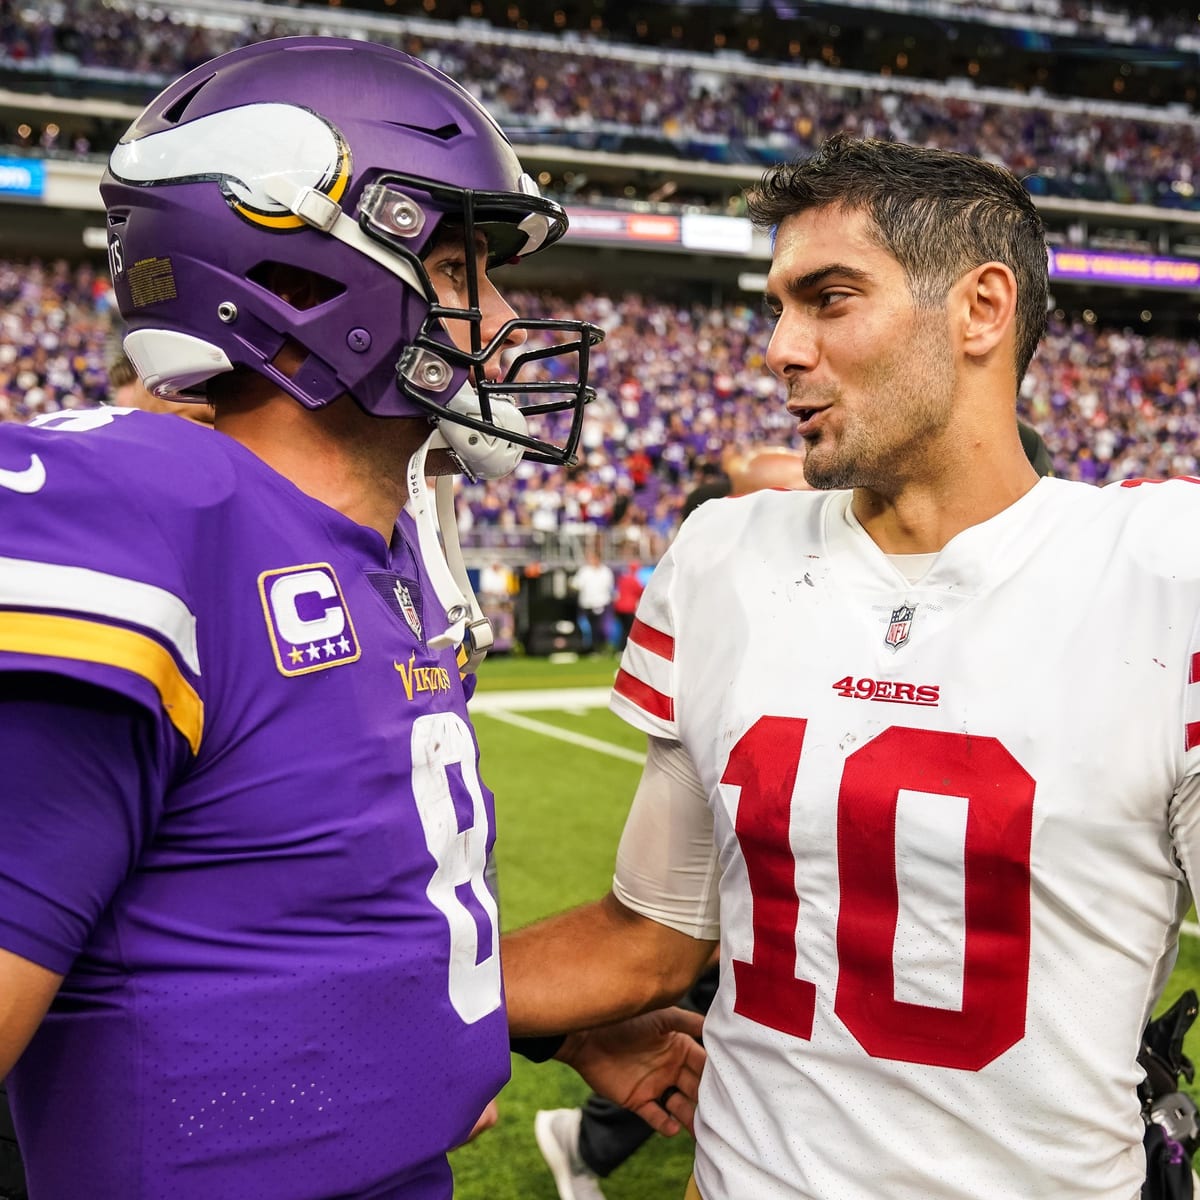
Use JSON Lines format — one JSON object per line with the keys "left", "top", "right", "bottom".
{"left": 108, "top": 103, "right": 351, "bottom": 231}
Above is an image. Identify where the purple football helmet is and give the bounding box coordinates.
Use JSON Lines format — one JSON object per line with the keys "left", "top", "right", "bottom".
{"left": 100, "top": 36, "right": 602, "bottom": 466}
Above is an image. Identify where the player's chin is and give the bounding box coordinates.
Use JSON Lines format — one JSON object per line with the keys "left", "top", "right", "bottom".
{"left": 800, "top": 448, "right": 851, "bottom": 492}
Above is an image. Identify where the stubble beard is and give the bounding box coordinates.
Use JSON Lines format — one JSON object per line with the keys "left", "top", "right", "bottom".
{"left": 801, "top": 308, "right": 956, "bottom": 493}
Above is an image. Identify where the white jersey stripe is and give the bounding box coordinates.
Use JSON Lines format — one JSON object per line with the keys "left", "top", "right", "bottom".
{"left": 0, "top": 555, "right": 200, "bottom": 675}
{"left": 617, "top": 638, "right": 673, "bottom": 699}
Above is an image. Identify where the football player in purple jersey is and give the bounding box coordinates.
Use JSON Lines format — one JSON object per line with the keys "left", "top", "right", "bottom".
{"left": 0, "top": 38, "right": 701, "bottom": 1200}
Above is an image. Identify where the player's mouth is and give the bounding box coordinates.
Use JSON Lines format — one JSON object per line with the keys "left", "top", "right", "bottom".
{"left": 787, "top": 402, "right": 828, "bottom": 435}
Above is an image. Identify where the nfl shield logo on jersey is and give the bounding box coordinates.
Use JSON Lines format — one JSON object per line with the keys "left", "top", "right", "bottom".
{"left": 364, "top": 571, "right": 426, "bottom": 642}
{"left": 394, "top": 581, "right": 422, "bottom": 639}
{"left": 885, "top": 604, "right": 916, "bottom": 650}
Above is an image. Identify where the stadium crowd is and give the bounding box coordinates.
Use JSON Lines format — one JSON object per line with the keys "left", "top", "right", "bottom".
{"left": 1, "top": 259, "right": 1197, "bottom": 560}
{"left": 0, "top": 2, "right": 1197, "bottom": 213}
{"left": 0, "top": 259, "right": 113, "bottom": 424}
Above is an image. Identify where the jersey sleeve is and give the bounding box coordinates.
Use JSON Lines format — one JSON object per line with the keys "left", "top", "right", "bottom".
{"left": 612, "top": 736, "right": 720, "bottom": 939}
{"left": 610, "top": 538, "right": 681, "bottom": 739}
{"left": 0, "top": 677, "right": 181, "bottom": 973}
{"left": 0, "top": 409, "right": 208, "bottom": 755}
{"left": 1170, "top": 597, "right": 1200, "bottom": 906}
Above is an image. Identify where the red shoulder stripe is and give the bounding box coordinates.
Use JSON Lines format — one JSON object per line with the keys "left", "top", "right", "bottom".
{"left": 614, "top": 668, "right": 674, "bottom": 723}
{"left": 629, "top": 617, "right": 674, "bottom": 662}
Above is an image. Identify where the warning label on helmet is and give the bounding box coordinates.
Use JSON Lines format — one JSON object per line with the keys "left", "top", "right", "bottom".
{"left": 129, "top": 257, "right": 177, "bottom": 308}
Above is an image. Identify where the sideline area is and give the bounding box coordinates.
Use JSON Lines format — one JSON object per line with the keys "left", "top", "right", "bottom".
{"left": 471, "top": 687, "right": 645, "bottom": 764}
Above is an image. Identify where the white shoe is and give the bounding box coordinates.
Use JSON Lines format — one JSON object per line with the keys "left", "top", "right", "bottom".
{"left": 534, "top": 1108, "right": 608, "bottom": 1200}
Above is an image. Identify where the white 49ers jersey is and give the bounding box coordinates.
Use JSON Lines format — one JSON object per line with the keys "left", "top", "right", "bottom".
{"left": 610, "top": 477, "right": 1200, "bottom": 1200}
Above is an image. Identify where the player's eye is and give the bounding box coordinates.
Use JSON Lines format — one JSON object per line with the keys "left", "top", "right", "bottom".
{"left": 429, "top": 257, "right": 467, "bottom": 291}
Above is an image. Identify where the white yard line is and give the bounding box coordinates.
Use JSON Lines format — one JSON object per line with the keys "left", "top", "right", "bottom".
{"left": 477, "top": 707, "right": 646, "bottom": 765}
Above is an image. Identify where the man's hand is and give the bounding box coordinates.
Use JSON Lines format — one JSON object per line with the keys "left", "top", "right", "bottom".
{"left": 556, "top": 1007, "right": 705, "bottom": 1136}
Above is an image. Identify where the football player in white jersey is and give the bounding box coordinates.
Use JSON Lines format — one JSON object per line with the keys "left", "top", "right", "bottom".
{"left": 503, "top": 133, "right": 1200, "bottom": 1199}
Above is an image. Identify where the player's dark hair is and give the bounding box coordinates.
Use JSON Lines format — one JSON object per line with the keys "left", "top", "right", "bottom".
{"left": 746, "top": 134, "right": 1049, "bottom": 385}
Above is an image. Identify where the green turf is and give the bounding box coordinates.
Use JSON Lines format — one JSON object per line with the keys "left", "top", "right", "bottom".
{"left": 453, "top": 682, "right": 1200, "bottom": 1197}
{"left": 502, "top": 706, "right": 650, "bottom": 755}
{"left": 477, "top": 710, "right": 638, "bottom": 922}
{"left": 474, "top": 651, "right": 622, "bottom": 692}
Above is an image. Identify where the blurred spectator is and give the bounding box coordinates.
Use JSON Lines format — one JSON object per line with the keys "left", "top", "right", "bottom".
{"left": 477, "top": 559, "right": 518, "bottom": 653}
{"left": 0, "top": 259, "right": 111, "bottom": 421}
{"left": 727, "top": 446, "right": 810, "bottom": 495}
{"left": 570, "top": 548, "right": 616, "bottom": 655}
{"left": 612, "top": 560, "right": 645, "bottom": 652}
{"left": 679, "top": 458, "right": 733, "bottom": 522}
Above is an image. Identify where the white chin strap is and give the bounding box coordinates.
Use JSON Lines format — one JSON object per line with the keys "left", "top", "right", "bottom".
{"left": 406, "top": 428, "right": 494, "bottom": 673}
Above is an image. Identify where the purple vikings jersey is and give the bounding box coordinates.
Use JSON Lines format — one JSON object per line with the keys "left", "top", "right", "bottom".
{"left": 0, "top": 407, "right": 507, "bottom": 1199}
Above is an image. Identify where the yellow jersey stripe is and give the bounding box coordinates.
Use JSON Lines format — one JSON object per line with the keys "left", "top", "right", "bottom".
{"left": 0, "top": 555, "right": 200, "bottom": 674}
{"left": 0, "top": 611, "right": 203, "bottom": 754}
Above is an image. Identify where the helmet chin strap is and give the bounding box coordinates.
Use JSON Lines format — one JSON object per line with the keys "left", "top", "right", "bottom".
{"left": 405, "top": 427, "right": 495, "bottom": 673}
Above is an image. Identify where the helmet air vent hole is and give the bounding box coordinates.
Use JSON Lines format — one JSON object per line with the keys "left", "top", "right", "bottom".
{"left": 161, "top": 74, "right": 216, "bottom": 125}
{"left": 246, "top": 262, "right": 346, "bottom": 311}
{"left": 386, "top": 121, "right": 462, "bottom": 141}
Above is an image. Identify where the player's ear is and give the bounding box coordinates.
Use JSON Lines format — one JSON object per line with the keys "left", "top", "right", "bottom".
{"left": 955, "top": 261, "right": 1017, "bottom": 365}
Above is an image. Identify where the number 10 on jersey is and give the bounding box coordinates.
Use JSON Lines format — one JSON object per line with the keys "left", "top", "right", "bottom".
{"left": 724, "top": 717, "right": 1034, "bottom": 1071}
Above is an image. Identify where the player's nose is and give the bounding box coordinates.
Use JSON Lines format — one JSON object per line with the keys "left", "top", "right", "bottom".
{"left": 766, "top": 310, "right": 820, "bottom": 380}
{"left": 479, "top": 276, "right": 526, "bottom": 382}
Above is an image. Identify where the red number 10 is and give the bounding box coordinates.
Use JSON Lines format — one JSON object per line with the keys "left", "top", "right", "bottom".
{"left": 723, "top": 717, "right": 1035, "bottom": 1071}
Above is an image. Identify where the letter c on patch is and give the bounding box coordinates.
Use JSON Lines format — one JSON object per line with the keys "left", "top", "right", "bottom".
{"left": 269, "top": 569, "right": 346, "bottom": 643}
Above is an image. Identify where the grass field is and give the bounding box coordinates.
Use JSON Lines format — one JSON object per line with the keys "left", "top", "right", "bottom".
{"left": 451, "top": 653, "right": 1200, "bottom": 1199}
{"left": 472, "top": 653, "right": 622, "bottom": 694}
